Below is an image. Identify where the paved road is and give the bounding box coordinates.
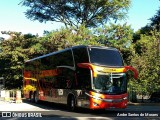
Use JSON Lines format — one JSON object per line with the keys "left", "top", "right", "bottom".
{"left": 0, "top": 100, "right": 159, "bottom": 120}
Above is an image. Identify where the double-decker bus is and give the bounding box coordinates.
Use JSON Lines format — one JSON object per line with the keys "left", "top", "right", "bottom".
{"left": 23, "top": 45, "right": 138, "bottom": 110}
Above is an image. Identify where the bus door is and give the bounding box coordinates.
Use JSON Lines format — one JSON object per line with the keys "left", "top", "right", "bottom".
{"left": 76, "top": 67, "right": 92, "bottom": 108}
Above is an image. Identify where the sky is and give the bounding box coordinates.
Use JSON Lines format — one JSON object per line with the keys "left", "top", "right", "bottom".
{"left": 0, "top": 0, "right": 159, "bottom": 39}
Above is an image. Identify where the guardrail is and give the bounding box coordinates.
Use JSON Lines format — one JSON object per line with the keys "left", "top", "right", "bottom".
{"left": 0, "top": 90, "right": 22, "bottom": 103}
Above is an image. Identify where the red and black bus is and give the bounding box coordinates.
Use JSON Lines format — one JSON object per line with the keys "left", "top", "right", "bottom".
{"left": 23, "top": 45, "right": 138, "bottom": 110}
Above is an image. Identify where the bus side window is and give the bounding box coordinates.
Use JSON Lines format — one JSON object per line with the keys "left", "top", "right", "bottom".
{"left": 73, "top": 47, "right": 89, "bottom": 66}
{"left": 56, "top": 50, "right": 74, "bottom": 67}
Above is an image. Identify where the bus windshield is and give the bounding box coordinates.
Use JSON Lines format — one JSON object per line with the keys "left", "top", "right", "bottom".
{"left": 93, "top": 73, "right": 127, "bottom": 94}
{"left": 89, "top": 47, "right": 123, "bottom": 67}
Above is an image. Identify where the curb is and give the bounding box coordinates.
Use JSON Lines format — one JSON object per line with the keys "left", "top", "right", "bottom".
{"left": 128, "top": 102, "right": 160, "bottom": 106}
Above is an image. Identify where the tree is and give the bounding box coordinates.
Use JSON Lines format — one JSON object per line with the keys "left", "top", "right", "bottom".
{"left": 94, "top": 23, "right": 134, "bottom": 65}
{"left": 0, "top": 31, "right": 44, "bottom": 89}
{"left": 21, "top": 0, "right": 131, "bottom": 28}
{"left": 130, "top": 31, "right": 160, "bottom": 96}
{"left": 150, "top": 8, "right": 160, "bottom": 31}
{"left": 41, "top": 25, "right": 100, "bottom": 52}
{"left": 130, "top": 7, "right": 160, "bottom": 101}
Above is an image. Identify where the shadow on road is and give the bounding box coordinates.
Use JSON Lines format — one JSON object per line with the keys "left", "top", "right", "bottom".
{"left": 22, "top": 99, "right": 130, "bottom": 117}
{"left": 21, "top": 99, "right": 159, "bottom": 119}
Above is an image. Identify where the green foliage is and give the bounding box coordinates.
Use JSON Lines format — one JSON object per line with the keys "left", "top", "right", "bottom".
{"left": 150, "top": 8, "right": 160, "bottom": 30}
{"left": 130, "top": 30, "right": 160, "bottom": 95}
{"left": 96, "top": 23, "right": 133, "bottom": 47}
{"left": 94, "top": 23, "right": 134, "bottom": 65}
{"left": 0, "top": 32, "right": 44, "bottom": 89}
{"left": 130, "top": 8, "right": 160, "bottom": 96}
{"left": 21, "top": 0, "right": 131, "bottom": 28}
{"left": 40, "top": 25, "right": 101, "bottom": 53}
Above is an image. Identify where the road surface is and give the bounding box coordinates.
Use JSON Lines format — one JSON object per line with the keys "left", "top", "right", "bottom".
{"left": 0, "top": 100, "right": 159, "bottom": 120}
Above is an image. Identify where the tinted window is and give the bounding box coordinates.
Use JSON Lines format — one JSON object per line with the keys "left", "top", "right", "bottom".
{"left": 25, "top": 60, "right": 41, "bottom": 78}
{"left": 56, "top": 50, "right": 74, "bottom": 66}
{"left": 73, "top": 47, "right": 89, "bottom": 65}
{"left": 41, "top": 49, "right": 74, "bottom": 69}
{"left": 41, "top": 55, "right": 56, "bottom": 70}
{"left": 89, "top": 48, "right": 123, "bottom": 66}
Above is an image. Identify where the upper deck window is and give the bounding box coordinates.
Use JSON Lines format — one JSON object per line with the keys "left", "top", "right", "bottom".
{"left": 72, "top": 47, "right": 89, "bottom": 65}
{"left": 89, "top": 47, "right": 123, "bottom": 67}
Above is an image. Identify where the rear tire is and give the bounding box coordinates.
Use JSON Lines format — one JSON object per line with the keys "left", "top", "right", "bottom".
{"left": 34, "top": 92, "right": 39, "bottom": 103}
{"left": 68, "top": 95, "right": 76, "bottom": 111}
{"left": 29, "top": 91, "right": 34, "bottom": 102}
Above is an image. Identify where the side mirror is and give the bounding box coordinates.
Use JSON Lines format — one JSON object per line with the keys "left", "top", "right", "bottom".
{"left": 124, "top": 66, "right": 138, "bottom": 79}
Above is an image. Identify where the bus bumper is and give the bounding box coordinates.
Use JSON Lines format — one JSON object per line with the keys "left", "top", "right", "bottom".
{"left": 89, "top": 92, "right": 128, "bottom": 109}
{"left": 90, "top": 99, "right": 128, "bottom": 109}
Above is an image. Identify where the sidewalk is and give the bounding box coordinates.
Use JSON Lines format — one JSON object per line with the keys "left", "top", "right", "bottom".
{"left": 0, "top": 100, "right": 34, "bottom": 111}
{"left": 0, "top": 100, "right": 52, "bottom": 111}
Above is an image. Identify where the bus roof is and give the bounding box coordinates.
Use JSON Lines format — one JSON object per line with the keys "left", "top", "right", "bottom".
{"left": 25, "top": 45, "right": 118, "bottom": 63}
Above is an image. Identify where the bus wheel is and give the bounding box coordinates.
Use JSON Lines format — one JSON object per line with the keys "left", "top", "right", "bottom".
{"left": 68, "top": 95, "right": 76, "bottom": 111}
{"left": 29, "top": 91, "right": 34, "bottom": 102}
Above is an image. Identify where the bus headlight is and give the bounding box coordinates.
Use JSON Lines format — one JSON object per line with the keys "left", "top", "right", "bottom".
{"left": 92, "top": 96, "right": 102, "bottom": 100}
{"left": 85, "top": 92, "right": 102, "bottom": 100}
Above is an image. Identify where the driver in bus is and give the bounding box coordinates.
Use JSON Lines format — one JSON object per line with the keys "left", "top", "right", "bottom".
{"left": 109, "top": 81, "right": 119, "bottom": 92}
